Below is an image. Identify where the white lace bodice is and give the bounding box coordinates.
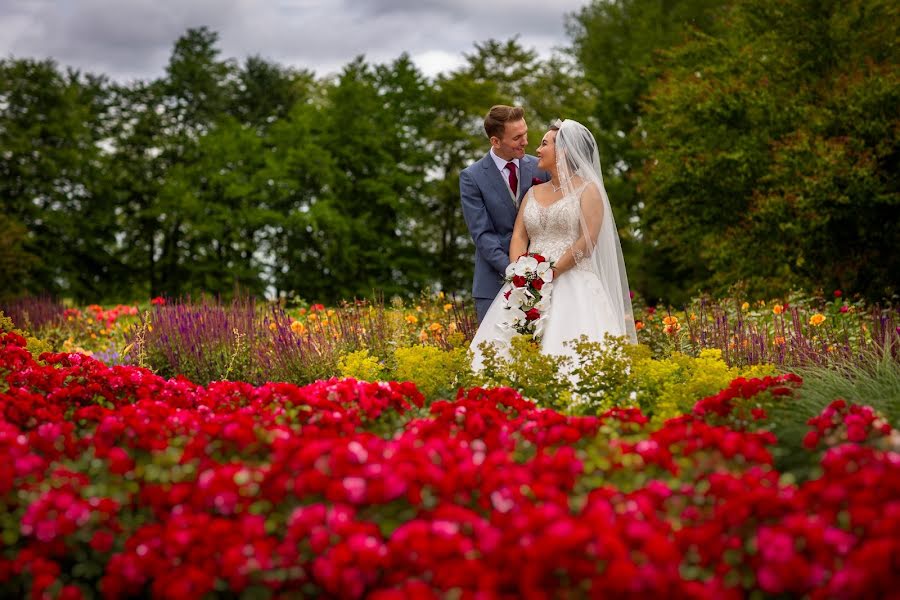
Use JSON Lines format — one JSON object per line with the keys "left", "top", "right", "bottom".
{"left": 523, "top": 190, "right": 591, "bottom": 272}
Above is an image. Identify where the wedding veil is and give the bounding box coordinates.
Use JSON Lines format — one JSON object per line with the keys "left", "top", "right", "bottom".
{"left": 555, "top": 119, "right": 637, "bottom": 344}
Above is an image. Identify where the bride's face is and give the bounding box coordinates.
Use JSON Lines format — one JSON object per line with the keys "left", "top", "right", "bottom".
{"left": 536, "top": 130, "right": 557, "bottom": 171}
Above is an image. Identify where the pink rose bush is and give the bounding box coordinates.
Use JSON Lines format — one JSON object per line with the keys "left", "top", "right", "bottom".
{"left": 1, "top": 329, "right": 898, "bottom": 598}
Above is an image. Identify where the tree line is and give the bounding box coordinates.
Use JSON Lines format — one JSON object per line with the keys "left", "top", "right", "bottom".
{"left": 1, "top": 0, "right": 897, "bottom": 305}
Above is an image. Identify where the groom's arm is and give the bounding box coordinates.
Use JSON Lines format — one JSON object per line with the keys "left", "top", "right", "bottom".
{"left": 460, "top": 169, "right": 510, "bottom": 275}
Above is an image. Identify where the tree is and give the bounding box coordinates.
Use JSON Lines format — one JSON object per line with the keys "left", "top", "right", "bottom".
{"left": 567, "top": 0, "right": 729, "bottom": 301}
{"left": 0, "top": 58, "right": 117, "bottom": 300}
{"left": 634, "top": 0, "right": 899, "bottom": 301}
{"left": 0, "top": 214, "right": 40, "bottom": 301}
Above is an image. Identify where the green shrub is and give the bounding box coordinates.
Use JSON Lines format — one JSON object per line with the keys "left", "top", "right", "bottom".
{"left": 0, "top": 311, "right": 52, "bottom": 359}
{"left": 338, "top": 348, "right": 386, "bottom": 382}
{"left": 556, "top": 338, "right": 776, "bottom": 420}
{"left": 473, "top": 336, "right": 571, "bottom": 411}
{"left": 393, "top": 344, "right": 473, "bottom": 401}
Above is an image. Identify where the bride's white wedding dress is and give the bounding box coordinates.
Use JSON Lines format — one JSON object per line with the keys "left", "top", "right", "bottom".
{"left": 470, "top": 185, "right": 627, "bottom": 371}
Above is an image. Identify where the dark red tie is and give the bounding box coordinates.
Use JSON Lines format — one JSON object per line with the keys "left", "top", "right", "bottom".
{"left": 506, "top": 161, "right": 518, "bottom": 196}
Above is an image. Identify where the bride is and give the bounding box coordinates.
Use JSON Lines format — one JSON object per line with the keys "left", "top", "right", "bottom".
{"left": 470, "top": 119, "right": 637, "bottom": 370}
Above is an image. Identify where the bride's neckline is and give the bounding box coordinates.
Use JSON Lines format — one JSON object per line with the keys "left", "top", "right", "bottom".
{"left": 531, "top": 193, "right": 576, "bottom": 210}
{"left": 530, "top": 180, "right": 588, "bottom": 209}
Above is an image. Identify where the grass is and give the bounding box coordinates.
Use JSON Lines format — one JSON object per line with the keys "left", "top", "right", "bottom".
{"left": 768, "top": 346, "right": 900, "bottom": 479}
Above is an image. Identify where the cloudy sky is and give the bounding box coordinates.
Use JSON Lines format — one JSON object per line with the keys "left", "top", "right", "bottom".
{"left": 0, "top": 0, "right": 591, "bottom": 82}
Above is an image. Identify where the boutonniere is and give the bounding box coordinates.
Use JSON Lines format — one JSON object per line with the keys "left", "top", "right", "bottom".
{"left": 531, "top": 177, "right": 546, "bottom": 186}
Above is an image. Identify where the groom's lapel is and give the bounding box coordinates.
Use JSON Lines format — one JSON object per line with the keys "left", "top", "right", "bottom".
{"left": 481, "top": 155, "right": 517, "bottom": 217}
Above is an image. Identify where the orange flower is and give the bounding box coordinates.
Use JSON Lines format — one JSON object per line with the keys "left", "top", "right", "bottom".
{"left": 773, "top": 304, "right": 783, "bottom": 315}
{"left": 290, "top": 320, "right": 307, "bottom": 335}
{"left": 662, "top": 315, "right": 680, "bottom": 334}
{"left": 774, "top": 336, "right": 786, "bottom": 345}
{"left": 635, "top": 320, "right": 645, "bottom": 331}
{"left": 405, "top": 315, "right": 418, "bottom": 325}
{"left": 428, "top": 322, "right": 443, "bottom": 332}
{"left": 809, "top": 313, "right": 826, "bottom": 327}
{"left": 741, "top": 302, "right": 749, "bottom": 311}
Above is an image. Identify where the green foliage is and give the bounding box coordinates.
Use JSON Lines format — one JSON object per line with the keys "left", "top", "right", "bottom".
{"left": 634, "top": 0, "right": 900, "bottom": 302}
{"left": 338, "top": 348, "right": 387, "bottom": 382}
{"left": 0, "top": 57, "right": 118, "bottom": 300}
{"left": 393, "top": 345, "right": 473, "bottom": 402}
{"left": 0, "top": 311, "right": 52, "bottom": 360}
{"left": 555, "top": 337, "right": 776, "bottom": 420}
{"left": 568, "top": 0, "right": 728, "bottom": 299}
{"left": 473, "top": 336, "right": 572, "bottom": 411}
{"left": 640, "top": 350, "right": 775, "bottom": 421}
{"left": 0, "top": 215, "right": 40, "bottom": 301}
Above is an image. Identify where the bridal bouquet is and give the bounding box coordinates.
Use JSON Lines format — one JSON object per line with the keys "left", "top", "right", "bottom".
{"left": 500, "top": 253, "right": 555, "bottom": 340}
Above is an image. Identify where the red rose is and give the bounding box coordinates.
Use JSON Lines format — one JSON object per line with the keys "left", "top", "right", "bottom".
{"left": 512, "top": 275, "right": 527, "bottom": 287}
{"left": 833, "top": 289, "right": 842, "bottom": 297}
{"left": 525, "top": 308, "right": 540, "bottom": 321}
{"left": 532, "top": 278, "right": 544, "bottom": 291}
{"left": 531, "top": 253, "right": 546, "bottom": 263}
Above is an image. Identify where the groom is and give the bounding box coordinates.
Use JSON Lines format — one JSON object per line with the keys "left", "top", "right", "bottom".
{"left": 460, "top": 105, "right": 548, "bottom": 323}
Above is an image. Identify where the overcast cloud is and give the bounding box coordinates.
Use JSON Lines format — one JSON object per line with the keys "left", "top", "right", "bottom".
{"left": 0, "top": 0, "right": 589, "bottom": 82}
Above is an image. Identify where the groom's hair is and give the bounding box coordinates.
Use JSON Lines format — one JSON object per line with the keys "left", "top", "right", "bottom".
{"left": 484, "top": 105, "right": 525, "bottom": 139}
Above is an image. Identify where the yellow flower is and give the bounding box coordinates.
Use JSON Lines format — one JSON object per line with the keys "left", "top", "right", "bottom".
{"left": 147, "top": 324, "right": 153, "bottom": 332}
{"left": 741, "top": 302, "right": 749, "bottom": 311}
{"left": 268, "top": 322, "right": 277, "bottom": 331}
{"left": 428, "top": 322, "right": 443, "bottom": 332}
{"left": 405, "top": 315, "right": 418, "bottom": 325}
{"left": 439, "top": 291, "right": 445, "bottom": 299}
{"left": 308, "top": 313, "right": 318, "bottom": 321}
{"left": 773, "top": 305, "right": 784, "bottom": 315}
{"left": 443, "top": 303, "right": 453, "bottom": 312}
{"left": 809, "top": 313, "right": 826, "bottom": 327}
{"left": 327, "top": 309, "right": 336, "bottom": 317}
{"left": 67, "top": 316, "right": 74, "bottom": 322}
{"left": 290, "top": 320, "right": 307, "bottom": 335}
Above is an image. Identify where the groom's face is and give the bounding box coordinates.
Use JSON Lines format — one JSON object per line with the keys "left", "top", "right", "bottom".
{"left": 492, "top": 119, "right": 528, "bottom": 161}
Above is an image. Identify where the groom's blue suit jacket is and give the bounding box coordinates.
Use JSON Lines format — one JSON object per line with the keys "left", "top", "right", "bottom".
{"left": 460, "top": 153, "right": 547, "bottom": 300}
